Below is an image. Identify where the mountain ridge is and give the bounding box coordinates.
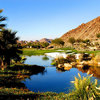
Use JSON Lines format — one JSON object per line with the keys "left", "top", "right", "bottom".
{"left": 61, "top": 16, "right": 100, "bottom": 43}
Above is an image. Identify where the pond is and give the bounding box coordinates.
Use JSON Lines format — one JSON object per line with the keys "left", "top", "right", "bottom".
{"left": 22, "top": 55, "right": 100, "bottom": 93}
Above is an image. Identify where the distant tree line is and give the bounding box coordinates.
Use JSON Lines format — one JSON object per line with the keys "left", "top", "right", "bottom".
{"left": 51, "top": 38, "right": 65, "bottom": 46}
{"left": 18, "top": 41, "right": 49, "bottom": 49}
{"left": 18, "top": 38, "right": 65, "bottom": 49}
{"left": 68, "top": 34, "right": 100, "bottom": 47}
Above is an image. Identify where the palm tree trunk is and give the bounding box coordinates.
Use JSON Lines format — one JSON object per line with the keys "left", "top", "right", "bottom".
{"left": 1, "top": 59, "right": 4, "bottom": 70}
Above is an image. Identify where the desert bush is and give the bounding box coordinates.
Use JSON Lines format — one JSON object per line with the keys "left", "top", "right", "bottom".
{"left": 52, "top": 38, "right": 65, "bottom": 46}
{"left": 51, "top": 54, "right": 76, "bottom": 66}
{"left": 82, "top": 53, "right": 91, "bottom": 61}
{"left": 42, "top": 56, "right": 49, "bottom": 60}
{"left": 70, "top": 73, "right": 100, "bottom": 100}
{"left": 96, "top": 33, "right": 100, "bottom": 38}
{"left": 68, "top": 37, "right": 76, "bottom": 45}
{"left": 66, "top": 55, "right": 76, "bottom": 63}
{"left": 76, "top": 39, "right": 83, "bottom": 43}
{"left": 94, "top": 53, "right": 100, "bottom": 62}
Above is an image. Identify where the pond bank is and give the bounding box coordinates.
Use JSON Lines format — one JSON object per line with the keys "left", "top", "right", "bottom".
{"left": 1, "top": 55, "right": 100, "bottom": 99}
{"left": 0, "top": 63, "right": 45, "bottom": 99}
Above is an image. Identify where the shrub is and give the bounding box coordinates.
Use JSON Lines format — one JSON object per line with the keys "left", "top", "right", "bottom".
{"left": 42, "top": 56, "right": 49, "bottom": 60}
{"left": 66, "top": 55, "right": 76, "bottom": 63}
{"left": 96, "top": 33, "right": 100, "bottom": 38}
{"left": 70, "top": 73, "right": 100, "bottom": 100}
{"left": 76, "top": 39, "right": 83, "bottom": 43}
{"left": 82, "top": 39, "right": 91, "bottom": 45}
{"left": 68, "top": 37, "right": 76, "bottom": 45}
{"left": 51, "top": 54, "right": 76, "bottom": 66}
{"left": 52, "top": 38, "right": 65, "bottom": 46}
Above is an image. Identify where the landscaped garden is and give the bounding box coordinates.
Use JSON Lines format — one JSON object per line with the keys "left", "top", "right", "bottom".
{"left": 0, "top": 6, "right": 100, "bottom": 100}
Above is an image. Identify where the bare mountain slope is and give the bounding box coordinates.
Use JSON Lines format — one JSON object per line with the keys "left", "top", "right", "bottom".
{"left": 61, "top": 16, "right": 100, "bottom": 43}
{"left": 39, "top": 38, "right": 52, "bottom": 43}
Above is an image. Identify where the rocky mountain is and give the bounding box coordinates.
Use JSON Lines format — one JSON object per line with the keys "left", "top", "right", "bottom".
{"left": 39, "top": 38, "right": 52, "bottom": 43}
{"left": 61, "top": 16, "right": 100, "bottom": 43}
{"left": 34, "top": 40, "right": 39, "bottom": 42}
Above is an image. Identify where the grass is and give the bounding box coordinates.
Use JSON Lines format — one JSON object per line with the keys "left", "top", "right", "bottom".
{"left": 0, "top": 64, "right": 45, "bottom": 76}
{"left": 0, "top": 49, "right": 100, "bottom": 99}
{"left": 22, "top": 48, "right": 100, "bottom": 56}
{"left": 0, "top": 68, "right": 100, "bottom": 100}
{"left": 70, "top": 73, "right": 97, "bottom": 100}
{"left": 22, "top": 48, "right": 58, "bottom": 56}
{"left": 0, "top": 64, "right": 45, "bottom": 90}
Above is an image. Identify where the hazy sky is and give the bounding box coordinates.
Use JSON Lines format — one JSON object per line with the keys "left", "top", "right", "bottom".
{"left": 0, "top": 0, "right": 100, "bottom": 40}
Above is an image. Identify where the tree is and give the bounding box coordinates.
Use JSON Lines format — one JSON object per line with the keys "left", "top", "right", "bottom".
{"left": 68, "top": 37, "right": 76, "bottom": 45}
{"left": 40, "top": 42, "right": 49, "bottom": 48}
{"left": 96, "top": 33, "right": 100, "bottom": 38}
{"left": 76, "top": 39, "right": 82, "bottom": 43}
{"left": 0, "top": 9, "right": 6, "bottom": 30}
{"left": 0, "top": 10, "right": 22, "bottom": 69}
{"left": 0, "top": 9, "right": 7, "bottom": 69}
{"left": 0, "top": 30, "right": 22, "bottom": 68}
{"left": 52, "top": 38, "right": 65, "bottom": 46}
{"left": 82, "top": 39, "right": 90, "bottom": 45}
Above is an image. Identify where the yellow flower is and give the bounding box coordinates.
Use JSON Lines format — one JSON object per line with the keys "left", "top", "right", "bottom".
{"left": 78, "top": 73, "right": 81, "bottom": 78}
{"left": 70, "top": 81, "right": 75, "bottom": 83}
{"left": 89, "top": 74, "right": 93, "bottom": 78}
{"left": 87, "top": 70, "right": 90, "bottom": 75}
{"left": 95, "top": 79, "right": 98, "bottom": 86}
{"left": 86, "top": 86, "right": 89, "bottom": 92}
{"left": 74, "top": 77, "right": 79, "bottom": 89}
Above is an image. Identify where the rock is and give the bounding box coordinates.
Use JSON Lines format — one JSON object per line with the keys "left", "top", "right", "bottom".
{"left": 75, "top": 54, "right": 82, "bottom": 60}
{"left": 98, "top": 62, "right": 100, "bottom": 67}
{"left": 64, "top": 67, "right": 72, "bottom": 71}
{"left": 71, "top": 62, "right": 77, "bottom": 67}
{"left": 76, "top": 64, "right": 83, "bottom": 68}
{"left": 82, "top": 61, "right": 88, "bottom": 65}
{"left": 87, "top": 61, "right": 94, "bottom": 66}
{"left": 64, "top": 63, "right": 72, "bottom": 68}
{"left": 63, "top": 63, "right": 72, "bottom": 70}
{"left": 58, "top": 64, "right": 63, "bottom": 68}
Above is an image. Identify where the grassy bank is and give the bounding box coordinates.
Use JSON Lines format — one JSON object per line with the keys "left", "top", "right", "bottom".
{"left": 0, "top": 63, "right": 46, "bottom": 99}
{"left": 0, "top": 63, "right": 100, "bottom": 99}
{"left": 0, "top": 64, "right": 45, "bottom": 89}
{"left": 0, "top": 73, "right": 100, "bottom": 100}
{"left": 22, "top": 48, "right": 100, "bottom": 56}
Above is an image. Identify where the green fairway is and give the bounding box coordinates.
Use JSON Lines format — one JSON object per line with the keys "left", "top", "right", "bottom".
{"left": 22, "top": 48, "right": 100, "bottom": 56}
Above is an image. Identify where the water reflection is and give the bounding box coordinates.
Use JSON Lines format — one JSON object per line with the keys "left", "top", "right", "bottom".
{"left": 22, "top": 56, "right": 100, "bottom": 93}
{"left": 77, "top": 66, "right": 100, "bottom": 79}
{"left": 42, "top": 56, "right": 49, "bottom": 61}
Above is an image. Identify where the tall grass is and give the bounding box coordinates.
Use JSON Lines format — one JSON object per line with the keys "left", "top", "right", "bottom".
{"left": 69, "top": 73, "right": 100, "bottom": 100}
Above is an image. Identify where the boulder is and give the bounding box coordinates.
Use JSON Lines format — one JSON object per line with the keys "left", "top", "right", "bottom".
{"left": 76, "top": 64, "right": 84, "bottom": 68}
{"left": 58, "top": 64, "right": 63, "bottom": 68}
{"left": 98, "top": 62, "right": 100, "bottom": 67}
{"left": 71, "top": 62, "right": 77, "bottom": 67}
{"left": 64, "top": 67, "right": 72, "bottom": 71}
{"left": 64, "top": 63, "right": 72, "bottom": 68}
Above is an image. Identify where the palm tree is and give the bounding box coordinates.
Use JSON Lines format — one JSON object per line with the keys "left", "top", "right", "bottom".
{"left": 0, "top": 9, "right": 6, "bottom": 30}
{"left": 0, "top": 9, "right": 6, "bottom": 69}
{"left": 0, "top": 30, "right": 22, "bottom": 68}
{"left": 0, "top": 10, "right": 22, "bottom": 69}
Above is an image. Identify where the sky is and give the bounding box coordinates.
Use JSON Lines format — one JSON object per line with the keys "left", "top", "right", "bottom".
{"left": 0, "top": 0, "right": 100, "bottom": 41}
